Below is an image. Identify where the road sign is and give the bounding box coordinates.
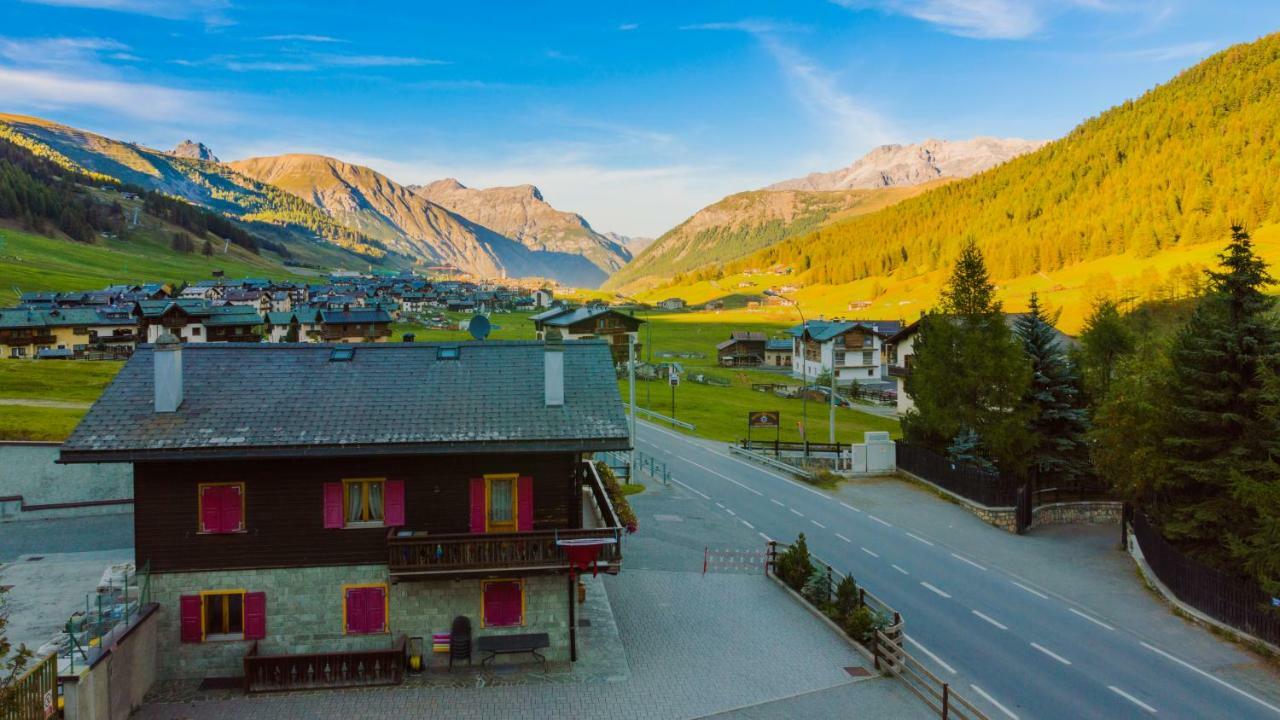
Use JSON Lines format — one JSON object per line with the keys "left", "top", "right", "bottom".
{"left": 749, "top": 411, "right": 780, "bottom": 428}
{"left": 669, "top": 370, "right": 680, "bottom": 387}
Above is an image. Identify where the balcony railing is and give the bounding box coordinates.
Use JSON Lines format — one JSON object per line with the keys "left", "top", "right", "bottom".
{"left": 244, "top": 635, "right": 405, "bottom": 693}
{"left": 888, "top": 364, "right": 910, "bottom": 378}
{"left": 387, "top": 461, "right": 623, "bottom": 578}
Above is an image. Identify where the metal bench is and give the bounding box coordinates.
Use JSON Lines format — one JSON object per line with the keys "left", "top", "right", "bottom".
{"left": 476, "top": 632, "right": 551, "bottom": 671}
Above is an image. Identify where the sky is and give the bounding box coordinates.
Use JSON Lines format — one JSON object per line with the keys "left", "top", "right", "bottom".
{"left": 2, "top": 1, "right": 1279, "bottom": 238}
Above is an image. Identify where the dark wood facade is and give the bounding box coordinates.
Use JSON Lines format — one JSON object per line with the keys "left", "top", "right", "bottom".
{"left": 134, "top": 451, "right": 583, "bottom": 574}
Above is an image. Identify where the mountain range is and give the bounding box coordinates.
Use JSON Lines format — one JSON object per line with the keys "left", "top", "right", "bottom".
{"left": 766, "top": 137, "right": 1045, "bottom": 191}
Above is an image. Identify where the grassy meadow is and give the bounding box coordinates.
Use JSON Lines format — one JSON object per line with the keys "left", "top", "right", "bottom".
{"left": 0, "top": 359, "right": 123, "bottom": 440}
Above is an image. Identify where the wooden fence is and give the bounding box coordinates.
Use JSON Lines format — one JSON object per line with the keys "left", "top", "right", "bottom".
{"left": 1, "top": 652, "right": 57, "bottom": 720}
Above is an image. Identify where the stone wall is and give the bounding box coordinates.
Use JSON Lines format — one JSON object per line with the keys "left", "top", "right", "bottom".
{"left": 0, "top": 443, "right": 132, "bottom": 521}
{"left": 64, "top": 604, "right": 159, "bottom": 720}
{"left": 149, "top": 566, "right": 570, "bottom": 680}
{"left": 1031, "top": 501, "right": 1122, "bottom": 528}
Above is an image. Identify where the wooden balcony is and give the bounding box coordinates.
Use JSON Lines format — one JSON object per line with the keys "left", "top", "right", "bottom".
{"left": 243, "top": 635, "right": 405, "bottom": 693}
{"left": 387, "top": 461, "right": 624, "bottom": 579}
{"left": 888, "top": 364, "right": 910, "bottom": 378}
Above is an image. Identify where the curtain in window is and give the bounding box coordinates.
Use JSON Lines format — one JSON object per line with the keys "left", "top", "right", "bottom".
{"left": 368, "top": 482, "right": 384, "bottom": 521}
{"left": 490, "top": 478, "right": 513, "bottom": 523}
{"left": 347, "top": 483, "right": 363, "bottom": 523}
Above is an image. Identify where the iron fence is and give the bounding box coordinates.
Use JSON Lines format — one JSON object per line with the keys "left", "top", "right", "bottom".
{"left": 62, "top": 561, "right": 151, "bottom": 673}
{"left": 1131, "top": 511, "right": 1280, "bottom": 647}
{"left": 1, "top": 652, "right": 57, "bottom": 720}
{"left": 895, "top": 442, "right": 1020, "bottom": 508}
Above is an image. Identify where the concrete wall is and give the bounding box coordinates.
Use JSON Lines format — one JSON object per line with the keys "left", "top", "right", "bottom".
{"left": 63, "top": 604, "right": 159, "bottom": 720}
{"left": 148, "top": 566, "right": 570, "bottom": 680}
{"left": 0, "top": 443, "right": 132, "bottom": 522}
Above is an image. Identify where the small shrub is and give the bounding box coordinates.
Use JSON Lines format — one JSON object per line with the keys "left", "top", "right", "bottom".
{"left": 802, "top": 566, "right": 832, "bottom": 608}
{"left": 833, "top": 574, "right": 860, "bottom": 621}
{"left": 595, "top": 461, "right": 639, "bottom": 533}
{"left": 842, "top": 606, "right": 891, "bottom": 645}
{"left": 774, "top": 533, "right": 815, "bottom": 592}
{"left": 808, "top": 468, "right": 842, "bottom": 487}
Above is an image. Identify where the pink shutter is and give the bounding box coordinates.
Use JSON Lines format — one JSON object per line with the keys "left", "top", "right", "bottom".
{"left": 517, "top": 476, "right": 534, "bottom": 532}
{"left": 200, "top": 486, "right": 220, "bottom": 533}
{"left": 384, "top": 480, "right": 405, "bottom": 527}
{"left": 244, "top": 591, "right": 266, "bottom": 640}
{"left": 221, "top": 485, "right": 243, "bottom": 532}
{"left": 179, "top": 595, "right": 202, "bottom": 643}
{"left": 469, "top": 478, "right": 486, "bottom": 533}
{"left": 323, "top": 483, "right": 344, "bottom": 529}
{"left": 366, "top": 587, "right": 386, "bottom": 633}
{"left": 346, "top": 587, "right": 365, "bottom": 633}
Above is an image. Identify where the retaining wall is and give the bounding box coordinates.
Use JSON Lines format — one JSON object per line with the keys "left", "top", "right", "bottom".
{"left": 0, "top": 443, "right": 132, "bottom": 521}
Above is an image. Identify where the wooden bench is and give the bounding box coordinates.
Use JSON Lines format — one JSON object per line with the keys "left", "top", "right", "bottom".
{"left": 476, "top": 633, "right": 551, "bottom": 671}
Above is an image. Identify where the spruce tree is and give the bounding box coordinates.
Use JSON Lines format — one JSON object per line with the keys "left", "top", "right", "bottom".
{"left": 1014, "top": 293, "right": 1090, "bottom": 485}
{"left": 1077, "top": 298, "right": 1134, "bottom": 401}
{"left": 1227, "top": 368, "right": 1280, "bottom": 595}
{"left": 1159, "top": 226, "right": 1278, "bottom": 561}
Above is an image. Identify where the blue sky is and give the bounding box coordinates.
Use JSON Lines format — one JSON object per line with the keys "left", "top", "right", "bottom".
{"left": 2, "top": 1, "right": 1278, "bottom": 237}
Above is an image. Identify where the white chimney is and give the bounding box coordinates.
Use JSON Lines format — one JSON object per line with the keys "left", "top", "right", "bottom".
{"left": 544, "top": 331, "right": 564, "bottom": 407}
{"left": 154, "top": 333, "right": 183, "bottom": 413}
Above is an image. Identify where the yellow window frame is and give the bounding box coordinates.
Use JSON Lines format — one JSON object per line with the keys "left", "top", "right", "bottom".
{"left": 480, "top": 578, "right": 526, "bottom": 628}
{"left": 341, "top": 582, "right": 390, "bottom": 635}
{"left": 196, "top": 481, "right": 246, "bottom": 534}
{"left": 341, "top": 477, "right": 386, "bottom": 526}
{"left": 483, "top": 473, "right": 519, "bottom": 533}
{"left": 198, "top": 589, "right": 246, "bottom": 641}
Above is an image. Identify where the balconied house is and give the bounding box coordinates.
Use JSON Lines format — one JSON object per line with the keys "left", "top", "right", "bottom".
{"left": 319, "top": 307, "right": 394, "bottom": 343}
{"left": 0, "top": 307, "right": 137, "bottom": 359}
{"left": 58, "top": 337, "right": 630, "bottom": 687}
{"left": 786, "top": 320, "right": 901, "bottom": 386}
{"left": 530, "top": 306, "right": 643, "bottom": 363}
{"left": 134, "top": 300, "right": 263, "bottom": 344}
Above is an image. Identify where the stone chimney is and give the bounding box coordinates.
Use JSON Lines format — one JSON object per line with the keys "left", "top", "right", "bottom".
{"left": 544, "top": 330, "right": 564, "bottom": 407}
{"left": 154, "top": 333, "right": 183, "bottom": 413}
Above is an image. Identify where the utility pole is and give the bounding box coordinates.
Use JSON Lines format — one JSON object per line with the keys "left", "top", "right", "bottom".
{"left": 829, "top": 363, "right": 837, "bottom": 444}
{"left": 628, "top": 334, "right": 637, "bottom": 480}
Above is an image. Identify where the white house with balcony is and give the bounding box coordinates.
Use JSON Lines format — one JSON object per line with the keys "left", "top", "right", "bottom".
{"left": 786, "top": 319, "right": 901, "bottom": 387}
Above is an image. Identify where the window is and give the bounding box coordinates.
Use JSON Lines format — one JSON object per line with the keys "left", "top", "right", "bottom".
{"left": 862, "top": 350, "right": 874, "bottom": 365}
{"left": 198, "top": 482, "right": 245, "bottom": 534}
{"left": 191, "top": 327, "right": 201, "bottom": 336}
{"left": 834, "top": 350, "right": 845, "bottom": 366}
{"left": 344, "top": 478, "right": 385, "bottom": 525}
{"left": 481, "top": 580, "right": 524, "bottom": 628}
{"left": 343, "top": 584, "right": 388, "bottom": 635}
{"left": 202, "top": 590, "right": 245, "bottom": 639}
{"left": 469, "top": 475, "right": 533, "bottom": 533}
{"left": 487, "top": 475, "right": 516, "bottom": 532}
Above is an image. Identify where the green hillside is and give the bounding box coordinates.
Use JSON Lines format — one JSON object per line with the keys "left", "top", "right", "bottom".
{"left": 720, "top": 33, "right": 1280, "bottom": 289}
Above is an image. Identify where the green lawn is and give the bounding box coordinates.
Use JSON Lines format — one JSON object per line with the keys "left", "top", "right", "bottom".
{"left": 0, "top": 360, "right": 123, "bottom": 402}
{"left": 0, "top": 404, "right": 88, "bottom": 441}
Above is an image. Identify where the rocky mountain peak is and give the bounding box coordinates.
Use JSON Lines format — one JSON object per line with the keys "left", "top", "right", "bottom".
{"left": 170, "top": 139, "right": 219, "bottom": 163}
{"left": 767, "top": 137, "right": 1046, "bottom": 191}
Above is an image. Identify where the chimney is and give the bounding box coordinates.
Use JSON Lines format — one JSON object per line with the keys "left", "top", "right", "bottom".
{"left": 544, "top": 330, "right": 564, "bottom": 407}
{"left": 154, "top": 333, "right": 183, "bottom": 413}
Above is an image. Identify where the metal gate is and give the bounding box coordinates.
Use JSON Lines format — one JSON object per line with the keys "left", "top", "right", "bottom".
{"left": 2, "top": 652, "right": 57, "bottom": 720}
{"left": 1015, "top": 484, "right": 1032, "bottom": 534}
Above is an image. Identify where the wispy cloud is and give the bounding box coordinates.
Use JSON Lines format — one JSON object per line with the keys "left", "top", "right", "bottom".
{"left": 618, "top": 23, "right": 639, "bottom": 31}
{"left": 680, "top": 19, "right": 811, "bottom": 33}
{"left": 316, "top": 54, "right": 449, "bottom": 67}
{"left": 0, "top": 65, "right": 232, "bottom": 123}
{"left": 0, "top": 36, "right": 130, "bottom": 66}
{"left": 20, "top": 0, "right": 233, "bottom": 26}
{"left": 175, "top": 52, "right": 451, "bottom": 72}
{"left": 832, "top": 1, "right": 1044, "bottom": 39}
{"left": 1114, "top": 40, "right": 1214, "bottom": 62}
{"left": 259, "top": 34, "right": 346, "bottom": 43}
{"left": 224, "top": 60, "right": 315, "bottom": 72}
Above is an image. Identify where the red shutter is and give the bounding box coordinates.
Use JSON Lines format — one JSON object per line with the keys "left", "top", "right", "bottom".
{"left": 220, "top": 485, "right": 243, "bottom": 532}
{"left": 384, "top": 480, "right": 405, "bottom": 527}
{"left": 469, "top": 478, "right": 486, "bottom": 533}
{"left": 484, "top": 582, "right": 521, "bottom": 627}
{"left": 179, "top": 595, "right": 202, "bottom": 643}
{"left": 517, "top": 476, "right": 534, "bottom": 532}
{"left": 323, "top": 483, "right": 344, "bottom": 529}
{"left": 345, "top": 587, "right": 365, "bottom": 633}
{"left": 244, "top": 591, "right": 266, "bottom": 640}
{"left": 200, "top": 486, "right": 220, "bottom": 533}
{"left": 366, "top": 587, "right": 386, "bottom": 633}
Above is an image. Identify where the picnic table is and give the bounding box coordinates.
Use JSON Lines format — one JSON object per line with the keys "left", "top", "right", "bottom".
{"left": 477, "top": 632, "right": 550, "bottom": 671}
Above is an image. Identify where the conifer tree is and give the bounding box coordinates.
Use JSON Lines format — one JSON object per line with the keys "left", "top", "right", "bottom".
{"left": 1014, "top": 293, "right": 1090, "bottom": 484}
{"left": 1077, "top": 298, "right": 1134, "bottom": 401}
{"left": 1227, "top": 368, "right": 1280, "bottom": 595}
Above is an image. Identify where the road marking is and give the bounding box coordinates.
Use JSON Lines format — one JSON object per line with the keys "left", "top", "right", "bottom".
{"left": 1067, "top": 607, "right": 1114, "bottom": 631}
{"left": 972, "top": 610, "right": 1008, "bottom": 630}
{"left": 1030, "top": 642, "right": 1071, "bottom": 665}
{"left": 790, "top": 508, "right": 805, "bottom": 517}
{"left": 811, "top": 520, "right": 826, "bottom": 529}
{"left": 835, "top": 533, "right": 851, "bottom": 543}
{"left": 868, "top": 514, "right": 892, "bottom": 527}
{"left": 724, "top": 508, "right": 736, "bottom": 516}
{"left": 1140, "top": 641, "right": 1280, "bottom": 715}
{"left": 715, "top": 502, "right": 725, "bottom": 509}
{"left": 839, "top": 501, "right": 862, "bottom": 513}
{"left": 1011, "top": 581, "right": 1049, "bottom": 599}
{"left": 740, "top": 519, "right": 755, "bottom": 530}
{"left": 905, "top": 634, "right": 956, "bottom": 674}
{"left": 921, "top": 582, "right": 951, "bottom": 598}
{"left": 1109, "top": 686, "right": 1157, "bottom": 714}
{"left": 892, "top": 564, "right": 909, "bottom": 575}
{"left": 685, "top": 458, "right": 765, "bottom": 496}
{"left": 905, "top": 532, "right": 934, "bottom": 546}
{"left": 970, "top": 685, "right": 1019, "bottom": 720}
{"left": 669, "top": 477, "right": 711, "bottom": 500}
{"left": 951, "top": 553, "right": 987, "bottom": 571}
{"left": 861, "top": 547, "right": 880, "bottom": 558}
{"left": 758, "top": 531, "right": 773, "bottom": 542}
{"left": 770, "top": 499, "right": 786, "bottom": 507}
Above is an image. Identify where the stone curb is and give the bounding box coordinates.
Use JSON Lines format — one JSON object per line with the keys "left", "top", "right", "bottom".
{"left": 764, "top": 573, "right": 878, "bottom": 667}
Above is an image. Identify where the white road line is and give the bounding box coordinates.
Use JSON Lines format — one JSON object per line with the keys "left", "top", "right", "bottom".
{"left": 685, "top": 458, "right": 765, "bottom": 496}
{"left": 904, "top": 634, "right": 956, "bottom": 675}
{"left": 1030, "top": 642, "right": 1071, "bottom": 666}
{"left": 669, "top": 477, "right": 710, "bottom": 500}
{"left": 868, "top": 514, "right": 892, "bottom": 527}
{"left": 951, "top": 553, "right": 987, "bottom": 571}
{"left": 758, "top": 531, "right": 773, "bottom": 542}
{"left": 724, "top": 508, "right": 736, "bottom": 516}
{"left": 839, "top": 501, "right": 862, "bottom": 513}
{"left": 970, "top": 685, "right": 1019, "bottom": 720}
{"left": 715, "top": 502, "right": 725, "bottom": 509}
{"left": 740, "top": 519, "right": 755, "bottom": 530}
{"left": 972, "top": 609, "right": 1008, "bottom": 630}
{"left": 892, "top": 564, "right": 909, "bottom": 575}
{"left": 1067, "top": 607, "right": 1114, "bottom": 631}
{"left": 1140, "top": 641, "right": 1280, "bottom": 715}
{"left": 921, "top": 582, "right": 951, "bottom": 599}
{"left": 1109, "top": 686, "right": 1157, "bottom": 714}
{"left": 789, "top": 508, "right": 805, "bottom": 517}
{"left": 905, "top": 532, "right": 934, "bottom": 546}
{"left": 770, "top": 499, "right": 786, "bottom": 507}
{"left": 861, "top": 547, "right": 880, "bottom": 558}
{"left": 835, "top": 533, "right": 851, "bottom": 543}
{"left": 1011, "top": 581, "right": 1049, "bottom": 599}
{"left": 811, "top": 520, "right": 826, "bottom": 529}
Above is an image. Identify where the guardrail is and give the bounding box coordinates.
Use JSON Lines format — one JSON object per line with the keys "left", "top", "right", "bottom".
{"left": 728, "top": 445, "right": 815, "bottom": 479}
{"left": 632, "top": 406, "right": 695, "bottom": 430}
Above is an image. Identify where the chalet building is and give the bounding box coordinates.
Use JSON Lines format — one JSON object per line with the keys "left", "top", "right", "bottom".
{"left": 0, "top": 307, "right": 137, "bottom": 359}
{"left": 656, "top": 297, "right": 686, "bottom": 311}
{"left": 135, "top": 300, "right": 263, "bottom": 344}
{"left": 786, "top": 320, "right": 901, "bottom": 386}
{"left": 533, "top": 288, "right": 555, "bottom": 308}
{"left": 318, "top": 307, "right": 394, "bottom": 343}
{"left": 716, "top": 332, "right": 767, "bottom": 367}
{"left": 59, "top": 338, "right": 629, "bottom": 682}
{"left": 764, "top": 338, "right": 793, "bottom": 368}
{"left": 263, "top": 308, "right": 324, "bottom": 343}
{"left": 530, "top": 306, "right": 644, "bottom": 363}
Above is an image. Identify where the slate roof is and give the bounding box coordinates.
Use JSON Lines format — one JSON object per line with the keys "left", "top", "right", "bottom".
{"left": 765, "top": 339, "right": 793, "bottom": 351}
{"left": 530, "top": 306, "right": 644, "bottom": 327}
{"left": 320, "top": 308, "right": 393, "bottom": 324}
{"left": 59, "top": 340, "right": 630, "bottom": 463}
{"left": 785, "top": 320, "right": 899, "bottom": 341}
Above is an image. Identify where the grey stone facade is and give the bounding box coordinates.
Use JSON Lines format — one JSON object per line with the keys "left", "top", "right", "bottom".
{"left": 149, "top": 566, "right": 570, "bottom": 680}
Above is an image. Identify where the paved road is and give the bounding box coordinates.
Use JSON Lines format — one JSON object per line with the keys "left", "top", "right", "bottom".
{"left": 635, "top": 419, "right": 1280, "bottom": 720}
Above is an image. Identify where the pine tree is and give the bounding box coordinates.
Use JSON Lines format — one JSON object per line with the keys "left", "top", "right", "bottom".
{"left": 1226, "top": 368, "right": 1280, "bottom": 595}
{"left": 1015, "top": 293, "right": 1090, "bottom": 484}
{"left": 1159, "top": 226, "right": 1279, "bottom": 561}
{"left": 1077, "top": 297, "right": 1135, "bottom": 401}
